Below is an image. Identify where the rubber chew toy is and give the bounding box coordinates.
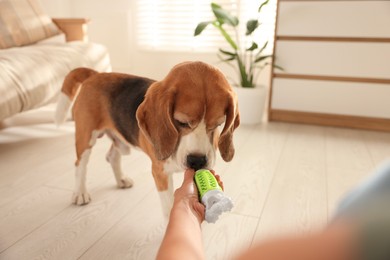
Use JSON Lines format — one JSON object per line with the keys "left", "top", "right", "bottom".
{"left": 194, "top": 169, "right": 234, "bottom": 223}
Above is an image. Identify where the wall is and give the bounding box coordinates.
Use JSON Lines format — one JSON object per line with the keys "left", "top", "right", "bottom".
{"left": 40, "top": 0, "right": 271, "bottom": 85}
{"left": 40, "top": 0, "right": 71, "bottom": 17}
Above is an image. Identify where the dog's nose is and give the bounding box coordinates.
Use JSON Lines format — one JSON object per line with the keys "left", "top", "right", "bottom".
{"left": 186, "top": 154, "right": 207, "bottom": 171}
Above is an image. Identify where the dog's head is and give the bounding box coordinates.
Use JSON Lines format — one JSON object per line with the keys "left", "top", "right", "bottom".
{"left": 136, "top": 61, "right": 240, "bottom": 170}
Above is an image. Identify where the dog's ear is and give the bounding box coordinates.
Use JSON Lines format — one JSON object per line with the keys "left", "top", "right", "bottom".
{"left": 218, "top": 92, "right": 240, "bottom": 162}
{"left": 136, "top": 82, "right": 179, "bottom": 160}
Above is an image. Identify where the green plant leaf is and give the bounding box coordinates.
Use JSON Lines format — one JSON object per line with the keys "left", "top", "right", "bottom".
{"left": 246, "top": 42, "right": 258, "bottom": 51}
{"left": 273, "top": 64, "right": 284, "bottom": 71}
{"left": 246, "top": 19, "right": 259, "bottom": 35}
{"left": 219, "top": 48, "right": 237, "bottom": 57}
{"left": 258, "top": 0, "right": 270, "bottom": 13}
{"left": 259, "top": 62, "right": 284, "bottom": 71}
{"left": 194, "top": 21, "right": 213, "bottom": 36}
{"left": 255, "top": 41, "right": 268, "bottom": 57}
{"left": 211, "top": 3, "right": 239, "bottom": 27}
{"left": 255, "top": 54, "right": 273, "bottom": 63}
{"left": 212, "top": 22, "right": 238, "bottom": 50}
{"left": 218, "top": 53, "right": 236, "bottom": 62}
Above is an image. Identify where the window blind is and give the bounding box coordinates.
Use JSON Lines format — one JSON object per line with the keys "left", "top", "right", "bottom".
{"left": 136, "top": 0, "right": 276, "bottom": 53}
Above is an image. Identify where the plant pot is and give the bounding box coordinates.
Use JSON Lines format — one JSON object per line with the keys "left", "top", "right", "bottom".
{"left": 234, "top": 86, "right": 266, "bottom": 125}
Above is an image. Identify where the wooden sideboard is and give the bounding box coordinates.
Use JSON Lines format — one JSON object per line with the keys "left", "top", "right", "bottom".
{"left": 268, "top": 0, "right": 390, "bottom": 131}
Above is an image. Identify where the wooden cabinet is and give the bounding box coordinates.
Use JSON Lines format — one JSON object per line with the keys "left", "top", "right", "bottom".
{"left": 269, "top": 0, "right": 390, "bottom": 131}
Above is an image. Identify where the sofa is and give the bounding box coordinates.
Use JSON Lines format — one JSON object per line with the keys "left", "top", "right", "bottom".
{"left": 0, "top": 0, "right": 111, "bottom": 121}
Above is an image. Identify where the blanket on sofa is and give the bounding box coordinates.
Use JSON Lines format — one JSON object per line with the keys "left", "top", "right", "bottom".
{"left": 0, "top": 39, "right": 111, "bottom": 121}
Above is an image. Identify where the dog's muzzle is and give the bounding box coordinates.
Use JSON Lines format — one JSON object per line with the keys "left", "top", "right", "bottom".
{"left": 186, "top": 154, "right": 207, "bottom": 171}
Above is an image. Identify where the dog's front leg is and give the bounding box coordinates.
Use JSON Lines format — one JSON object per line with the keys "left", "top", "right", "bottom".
{"left": 151, "top": 162, "right": 174, "bottom": 219}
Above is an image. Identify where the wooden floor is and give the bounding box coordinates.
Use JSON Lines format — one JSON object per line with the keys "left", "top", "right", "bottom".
{"left": 1, "top": 105, "right": 390, "bottom": 260}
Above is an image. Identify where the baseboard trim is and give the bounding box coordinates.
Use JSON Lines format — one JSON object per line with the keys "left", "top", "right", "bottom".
{"left": 269, "top": 109, "right": 390, "bottom": 132}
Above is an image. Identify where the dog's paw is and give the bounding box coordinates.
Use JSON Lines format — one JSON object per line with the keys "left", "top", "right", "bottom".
{"left": 72, "top": 192, "right": 91, "bottom": 205}
{"left": 117, "top": 177, "right": 134, "bottom": 189}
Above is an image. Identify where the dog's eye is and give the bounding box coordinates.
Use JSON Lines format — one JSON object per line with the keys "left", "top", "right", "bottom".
{"left": 176, "top": 120, "right": 190, "bottom": 129}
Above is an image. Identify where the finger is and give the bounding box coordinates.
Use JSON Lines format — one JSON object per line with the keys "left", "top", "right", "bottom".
{"left": 175, "top": 169, "right": 197, "bottom": 199}
{"left": 193, "top": 201, "right": 206, "bottom": 222}
{"left": 210, "top": 171, "right": 224, "bottom": 191}
{"left": 183, "top": 168, "right": 195, "bottom": 185}
{"left": 218, "top": 179, "right": 224, "bottom": 191}
{"left": 185, "top": 168, "right": 195, "bottom": 179}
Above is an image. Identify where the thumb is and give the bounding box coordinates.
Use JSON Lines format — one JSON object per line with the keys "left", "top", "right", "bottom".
{"left": 183, "top": 169, "right": 196, "bottom": 185}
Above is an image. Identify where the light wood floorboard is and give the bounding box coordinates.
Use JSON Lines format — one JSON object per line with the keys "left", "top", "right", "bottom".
{"left": 254, "top": 124, "right": 328, "bottom": 241}
{"left": 1, "top": 106, "right": 389, "bottom": 259}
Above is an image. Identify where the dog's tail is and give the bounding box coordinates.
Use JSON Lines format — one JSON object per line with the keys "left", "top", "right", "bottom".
{"left": 54, "top": 67, "right": 98, "bottom": 126}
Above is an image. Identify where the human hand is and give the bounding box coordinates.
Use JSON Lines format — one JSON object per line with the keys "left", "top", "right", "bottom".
{"left": 173, "top": 169, "right": 224, "bottom": 223}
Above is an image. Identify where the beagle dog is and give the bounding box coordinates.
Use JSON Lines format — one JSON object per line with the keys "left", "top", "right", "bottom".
{"left": 55, "top": 61, "right": 240, "bottom": 216}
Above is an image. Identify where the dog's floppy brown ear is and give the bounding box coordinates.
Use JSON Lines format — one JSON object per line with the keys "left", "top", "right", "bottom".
{"left": 219, "top": 93, "right": 240, "bottom": 162}
{"left": 136, "top": 83, "right": 179, "bottom": 160}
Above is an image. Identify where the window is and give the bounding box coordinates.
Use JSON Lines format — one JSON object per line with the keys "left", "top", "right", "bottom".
{"left": 136, "top": 0, "right": 277, "bottom": 53}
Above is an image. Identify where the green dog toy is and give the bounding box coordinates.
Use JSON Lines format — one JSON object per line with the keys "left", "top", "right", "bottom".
{"left": 194, "top": 169, "right": 234, "bottom": 223}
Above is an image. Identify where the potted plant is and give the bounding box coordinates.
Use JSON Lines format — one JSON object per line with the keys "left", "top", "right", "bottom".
{"left": 194, "top": 0, "right": 280, "bottom": 124}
